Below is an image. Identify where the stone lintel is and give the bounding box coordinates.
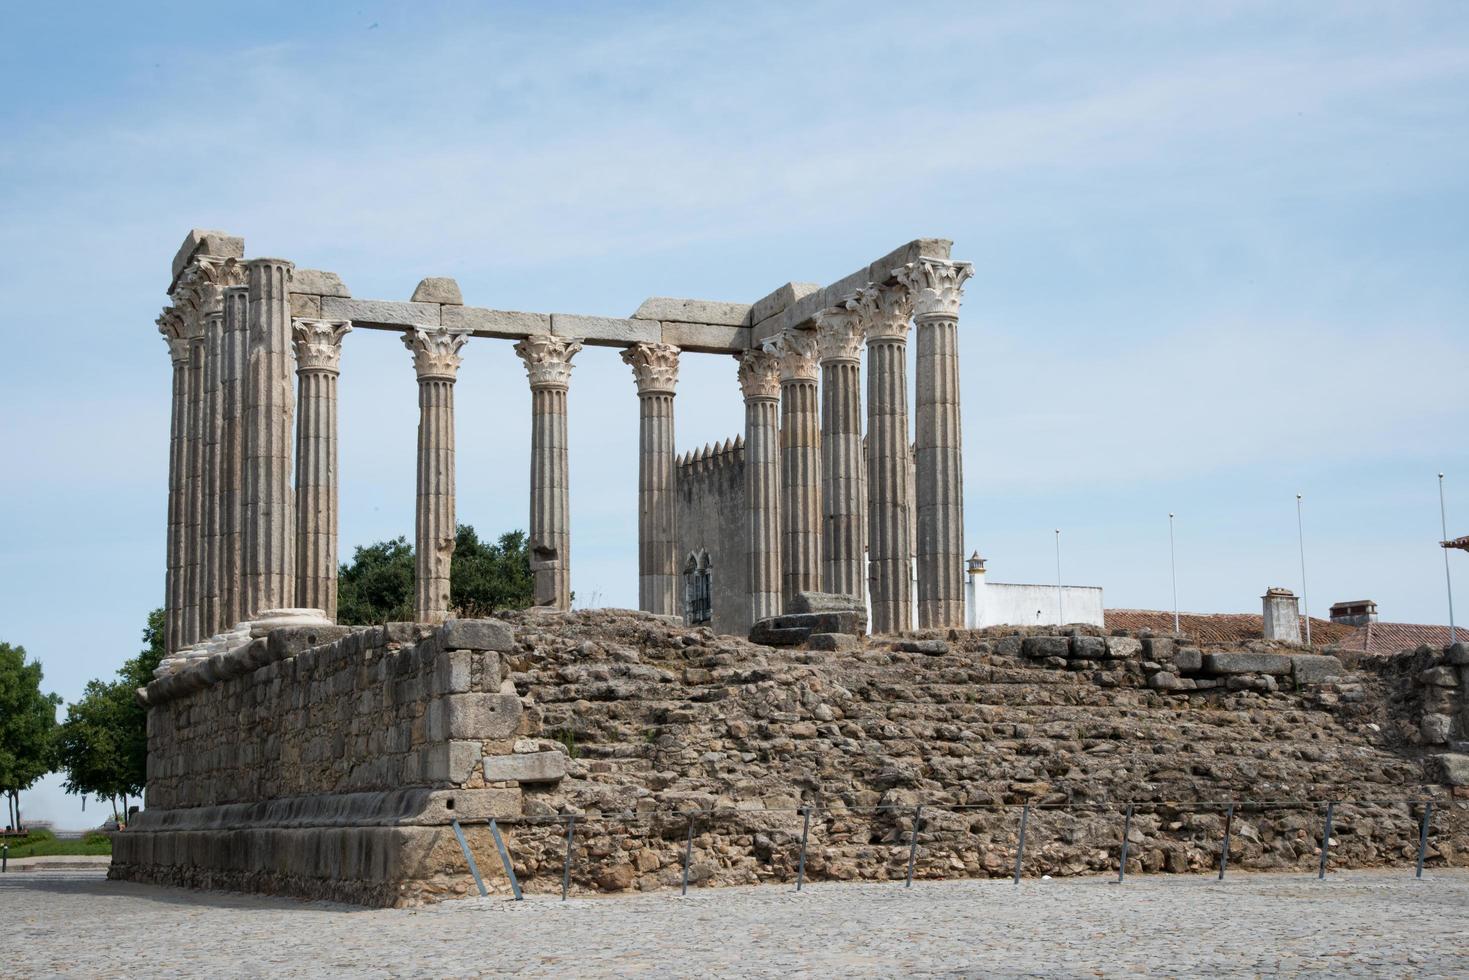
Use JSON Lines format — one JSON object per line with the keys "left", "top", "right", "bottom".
{"left": 631, "top": 296, "right": 752, "bottom": 326}
{"left": 552, "top": 313, "right": 659, "bottom": 347}
{"left": 291, "top": 269, "right": 352, "bottom": 298}
{"left": 750, "top": 281, "right": 821, "bottom": 325}
{"left": 660, "top": 321, "right": 751, "bottom": 353}
{"left": 320, "top": 296, "right": 441, "bottom": 328}
{"left": 750, "top": 238, "right": 954, "bottom": 345}
{"left": 170, "top": 228, "right": 245, "bottom": 291}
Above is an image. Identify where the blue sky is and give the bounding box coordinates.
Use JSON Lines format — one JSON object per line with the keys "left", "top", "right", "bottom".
{"left": 2, "top": 1, "right": 1466, "bottom": 826}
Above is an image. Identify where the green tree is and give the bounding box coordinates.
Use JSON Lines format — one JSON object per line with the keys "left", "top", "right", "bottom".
{"left": 0, "top": 642, "right": 61, "bottom": 831}
{"left": 54, "top": 610, "right": 165, "bottom": 823}
{"left": 337, "top": 525, "right": 534, "bottom": 625}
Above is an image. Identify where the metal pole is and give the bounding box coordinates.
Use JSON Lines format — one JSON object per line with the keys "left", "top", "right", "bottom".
{"left": 1317, "top": 802, "right": 1334, "bottom": 880}
{"left": 1416, "top": 801, "right": 1433, "bottom": 879}
{"left": 796, "top": 806, "right": 811, "bottom": 891}
{"left": 1440, "top": 474, "right": 1458, "bottom": 644}
{"left": 681, "top": 818, "right": 695, "bottom": 896}
{"left": 1218, "top": 803, "right": 1234, "bottom": 880}
{"left": 1297, "top": 493, "right": 1311, "bottom": 646}
{"left": 487, "top": 818, "right": 523, "bottom": 901}
{"left": 1013, "top": 803, "right": 1030, "bottom": 885}
{"left": 1118, "top": 805, "right": 1133, "bottom": 884}
{"left": 2, "top": 843, "right": 7, "bottom": 873}
{"left": 905, "top": 805, "right": 921, "bottom": 888}
{"left": 1055, "top": 530, "right": 1064, "bottom": 625}
{"left": 450, "top": 819, "right": 487, "bottom": 897}
{"left": 561, "top": 814, "right": 576, "bottom": 901}
{"left": 1169, "top": 514, "right": 1179, "bottom": 634}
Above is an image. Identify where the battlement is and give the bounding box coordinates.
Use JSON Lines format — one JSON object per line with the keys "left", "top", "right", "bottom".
{"left": 677, "top": 434, "right": 744, "bottom": 475}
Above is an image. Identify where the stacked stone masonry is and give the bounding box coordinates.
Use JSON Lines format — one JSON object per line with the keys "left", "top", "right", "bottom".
{"left": 113, "top": 611, "right": 1469, "bottom": 907}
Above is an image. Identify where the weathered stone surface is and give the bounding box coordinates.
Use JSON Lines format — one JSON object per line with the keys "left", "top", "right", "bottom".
{"left": 1446, "top": 643, "right": 1469, "bottom": 666}
{"left": 1105, "top": 636, "right": 1143, "bottom": 659}
{"left": 790, "top": 591, "right": 864, "bottom": 615}
{"left": 1023, "top": 636, "right": 1070, "bottom": 659}
{"left": 1148, "top": 671, "right": 1184, "bottom": 691}
{"left": 441, "top": 305, "right": 550, "bottom": 338}
{"left": 1421, "top": 713, "right": 1453, "bottom": 745}
{"left": 1203, "top": 652, "right": 1294, "bottom": 676}
{"left": 659, "top": 321, "right": 750, "bottom": 353}
{"left": 438, "top": 619, "right": 516, "bottom": 652}
{"left": 1420, "top": 666, "right": 1459, "bottom": 687}
{"left": 321, "top": 297, "right": 440, "bottom": 328}
{"left": 748, "top": 621, "right": 810, "bottom": 647}
{"left": 1143, "top": 636, "right": 1176, "bottom": 661}
{"left": 894, "top": 639, "right": 949, "bottom": 656}
{"left": 1293, "top": 655, "right": 1344, "bottom": 686}
{"left": 440, "top": 693, "right": 523, "bottom": 740}
{"left": 291, "top": 269, "right": 351, "bottom": 297}
{"left": 482, "top": 751, "right": 567, "bottom": 784}
{"left": 807, "top": 632, "right": 862, "bottom": 652}
{"left": 632, "top": 297, "right": 751, "bottom": 326}
{"left": 1175, "top": 647, "right": 1203, "bottom": 672}
{"left": 172, "top": 228, "right": 243, "bottom": 285}
{"left": 1070, "top": 636, "right": 1107, "bottom": 660}
{"left": 1433, "top": 753, "right": 1469, "bottom": 786}
{"left": 750, "top": 282, "right": 820, "bottom": 325}
{"left": 553, "top": 313, "right": 658, "bottom": 346}
{"left": 411, "top": 277, "right": 463, "bottom": 305}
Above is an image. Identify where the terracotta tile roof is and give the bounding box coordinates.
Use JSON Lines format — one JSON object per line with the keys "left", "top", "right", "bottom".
{"left": 1105, "top": 609, "right": 1457, "bottom": 655}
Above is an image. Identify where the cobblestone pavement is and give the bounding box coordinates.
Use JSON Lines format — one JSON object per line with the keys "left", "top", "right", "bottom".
{"left": 2, "top": 868, "right": 1465, "bottom": 977}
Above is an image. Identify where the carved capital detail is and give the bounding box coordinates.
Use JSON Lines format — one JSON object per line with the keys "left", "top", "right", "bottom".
{"left": 292, "top": 318, "right": 352, "bottom": 374}
{"left": 852, "top": 282, "right": 912, "bottom": 343}
{"left": 896, "top": 259, "right": 973, "bottom": 320}
{"left": 814, "top": 304, "right": 864, "bottom": 363}
{"left": 764, "top": 328, "right": 820, "bottom": 383}
{"left": 735, "top": 348, "right": 781, "bottom": 401}
{"left": 403, "top": 327, "right": 468, "bottom": 381}
{"left": 621, "top": 342, "right": 680, "bottom": 395}
{"left": 514, "top": 335, "right": 583, "bottom": 390}
{"left": 157, "top": 307, "right": 190, "bottom": 363}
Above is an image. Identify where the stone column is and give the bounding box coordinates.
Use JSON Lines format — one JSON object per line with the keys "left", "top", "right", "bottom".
{"left": 815, "top": 303, "right": 866, "bottom": 601}
{"left": 200, "top": 310, "right": 224, "bottom": 638}
{"left": 183, "top": 329, "right": 205, "bottom": 644}
{"left": 515, "top": 335, "right": 582, "bottom": 610}
{"left": 242, "top": 258, "right": 296, "bottom": 620}
{"left": 898, "top": 259, "right": 973, "bottom": 629}
{"left": 405, "top": 327, "right": 468, "bottom": 624}
{"left": 770, "top": 330, "right": 821, "bottom": 607}
{"left": 621, "top": 343, "right": 680, "bottom": 616}
{"left": 157, "top": 310, "right": 190, "bottom": 655}
{"left": 859, "top": 282, "right": 915, "bottom": 634}
{"left": 293, "top": 318, "right": 351, "bottom": 620}
{"left": 218, "top": 283, "right": 249, "bottom": 629}
{"left": 738, "top": 348, "right": 782, "bottom": 625}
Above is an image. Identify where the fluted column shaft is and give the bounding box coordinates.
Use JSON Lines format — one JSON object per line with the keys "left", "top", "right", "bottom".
{"left": 293, "top": 319, "right": 351, "bottom": 620}
{"left": 405, "top": 328, "right": 467, "bottom": 624}
{"left": 218, "top": 285, "right": 248, "bottom": 629}
{"left": 200, "top": 312, "right": 223, "bottom": 637}
{"left": 860, "top": 284, "right": 915, "bottom": 634}
{"left": 772, "top": 331, "right": 821, "bottom": 606}
{"left": 622, "top": 344, "right": 680, "bottom": 616}
{"left": 159, "top": 314, "right": 190, "bottom": 655}
{"left": 816, "top": 307, "right": 866, "bottom": 600}
{"left": 183, "top": 333, "right": 205, "bottom": 644}
{"left": 242, "top": 258, "right": 296, "bottom": 620}
{"left": 516, "top": 336, "right": 582, "bottom": 611}
{"left": 900, "top": 259, "right": 974, "bottom": 629}
{"left": 739, "top": 350, "right": 782, "bottom": 624}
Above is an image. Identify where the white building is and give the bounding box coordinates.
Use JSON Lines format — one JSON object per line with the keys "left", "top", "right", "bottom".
{"left": 964, "top": 552, "right": 1105, "bottom": 629}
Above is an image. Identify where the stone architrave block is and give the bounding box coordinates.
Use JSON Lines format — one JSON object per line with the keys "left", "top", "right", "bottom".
{"left": 632, "top": 297, "right": 751, "bottom": 326}
{"left": 551, "top": 313, "right": 659, "bottom": 346}
{"left": 1105, "top": 636, "right": 1143, "bottom": 659}
{"left": 659, "top": 322, "right": 750, "bottom": 353}
{"left": 411, "top": 277, "right": 463, "bottom": 305}
{"left": 441, "top": 305, "right": 551, "bottom": 338}
{"left": 1023, "top": 636, "right": 1070, "bottom": 659}
{"left": 320, "top": 297, "right": 440, "bottom": 328}
{"left": 290, "top": 293, "right": 322, "bottom": 318}
{"left": 750, "top": 282, "right": 820, "bottom": 325}
{"left": 292, "top": 269, "right": 351, "bottom": 297}
{"left": 437, "top": 619, "right": 516, "bottom": 653}
{"left": 1203, "top": 652, "right": 1294, "bottom": 676}
{"left": 481, "top": 751, "right": 567, "bottom": 784}
{"left": 443, "top": 692, "right": 523, "bottom": 740}
{"left": 1292, "top": 655, "right": 1344, "bottom": 686}
{"left": 1070, "top": 636, "right": 1107, "bottom": 659}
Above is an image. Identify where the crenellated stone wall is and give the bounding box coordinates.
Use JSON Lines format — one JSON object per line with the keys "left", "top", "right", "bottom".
{"left": 675, "top": 438, "right": 748, "bottom": 635}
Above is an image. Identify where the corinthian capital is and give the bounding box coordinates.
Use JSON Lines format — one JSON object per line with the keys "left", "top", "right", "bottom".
{"left": 157, "top": 307, "right": 190, "bottom": 363}
{"left": 735, "top": 348, "right": 781, "bottom": 401}
{"left": 403, "top": 327, "right": 469, "bottom": 381}
{"left": 852, "top": 282, "right": 912, "bottom": 343}
{"left": 763, "top": 329, "right": 820, "bottom": 383}
{"left": 292, "top": 318, "right": 352, "bottom": 374}
{"left": 621, "top": 342, "right": 680, "bottom": 396}
{"left": 814, "top": 304, "right": 864, "bottom": 364}
{"left": 896, "top": 259, "right": 974, "bottom": 320}
{"left": 514, "top": 335, "right": 583, "bottom": 390}
{"left": 197, "top": 255, "right": 249, "bottom": 289}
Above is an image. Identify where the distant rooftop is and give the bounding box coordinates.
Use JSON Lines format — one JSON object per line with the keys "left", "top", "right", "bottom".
{"left": 1105, "top": 609, "right": 1455, "bottom": 655}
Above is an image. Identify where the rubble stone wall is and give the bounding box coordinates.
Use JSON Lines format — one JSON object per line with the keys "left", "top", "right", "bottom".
{"left": 113, "top": 610, "right": 1469, "bottom": 906}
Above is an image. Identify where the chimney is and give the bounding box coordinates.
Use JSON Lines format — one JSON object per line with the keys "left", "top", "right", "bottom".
{"left": 1328, "top": 599, "right": 1378, "bottom": 627}
{"left": 1262, "top": 587, "right": 1302, "bottom": 644}
{"left": 965, "top": 551, "right": 986, "bottom": 629}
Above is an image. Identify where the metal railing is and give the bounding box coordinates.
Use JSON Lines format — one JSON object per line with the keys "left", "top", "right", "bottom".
{"left": 447, "top": 796, "right": 1461, "bottom": 901}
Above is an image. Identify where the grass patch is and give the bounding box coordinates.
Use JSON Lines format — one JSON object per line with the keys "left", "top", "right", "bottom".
{"left": 1, "top": 830, "right": 112, "bottom": 859}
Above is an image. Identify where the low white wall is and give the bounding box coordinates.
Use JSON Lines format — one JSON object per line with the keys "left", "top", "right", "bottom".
{"left": 968, "top": 580, "right": 1105, "bottom": 628}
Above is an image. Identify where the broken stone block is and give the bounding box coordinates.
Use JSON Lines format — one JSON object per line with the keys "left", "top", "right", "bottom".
{"left": 1142, "top": 636, "right": 1176, "bottom": 661}
{"left": 1203, "top": 652, "right": 1294, "bottom": 676}
{"left": 1419, "top": 666, "right": 1459, "bottom": 687}
{"left": 1105, "top": 636, "right": 1143, "bottom": 659}
{"left": 1174, "top": 647, "right": 1203, "bottom": 673}
{"left": 894, "top": 639, "right": 949, "bottom": 655}
{"left": 790, "top": 591, "right": 865, "bottom": 615}
{"left": 808, "top": 632, "right": 862, "bottom": 652}
{"left": 481, "top": 751, "right": 567, "bottom": 784}
{"left": 1433, "top": 753, "right": 1469, "bottom": 785}
{"left": 438, "top": 693, "right": 523, "bottom": 740}
{"left": 1023, "top": 636, "right": 1069, "bottom": 659}
{"left": 1148, "top": 671, "right": 1183, "bottom": 691}
{"left": 1070, "top": 636, "right": 1107, "bottom": 659}
{"left": 1421, "top": 713, "right": 1453, "bottom": 744}
{"left": 748, "top": 620, "right": 810, "bottom": 647}
{"left": 437, "top": 619, "right": 515, "bottom": 652}
{"left": 1292, "top": 654, "right": 1344, "bottom": 686}
{"left": 1446, "top": 642, "right": 1468, "bottom": 666}
{"left": 411, "top": 276, "right": 463, "bottom": 305}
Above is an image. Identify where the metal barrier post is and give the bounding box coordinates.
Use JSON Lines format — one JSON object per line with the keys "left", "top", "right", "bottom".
{"left": 450, "top": 819, "right": 487, "bottom": 897}
{"left": 487, "top": 818, "right": 523, "bottom": 901}
{"left": 1013, "top": 803, "right": 1030, "bottom": 885}
{"left": 1416, "top": 801, "right": 1433, "bottom": 879}
{"left": 1317, "top": 802, "right": 1334, "bottom": 880}
{"left": 796, "top": 806, "right": 810, "bottom": 891}
{"left": 905, "top": 805, "right": 922, "bottom": 888}
{"left": 1118, "top": 805, "right": 1133, "bottom": 884}
{"left": 561, "top": 814, "right": 576, "bottom": 901}
{"left": 681, "top": 818, "right": 695, "bottom": 896}
{"left": 1218, "top": 803, "right": 1234, "bottom": 880}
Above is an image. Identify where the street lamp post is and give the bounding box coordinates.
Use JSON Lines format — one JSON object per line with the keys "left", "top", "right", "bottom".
{"left": 1169, "top": 513, "right": 1179, "bottom": 634}
{"left": 1296, "top": 493, "right": 1311, "bottom": 647}
{"left": 1440, "top": 473, "right": 1458, "bottom": 645}
{"left": 1054, "top": 529, "right": 1064, "bottom": 626}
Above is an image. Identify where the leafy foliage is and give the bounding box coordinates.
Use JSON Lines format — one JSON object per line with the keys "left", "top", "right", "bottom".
{"left": 337, "top": 525, "right": 534, "bottom": 625}
{"left": 0, "top": 642, "right": 60, "bottom": 829}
